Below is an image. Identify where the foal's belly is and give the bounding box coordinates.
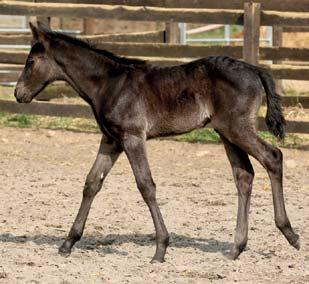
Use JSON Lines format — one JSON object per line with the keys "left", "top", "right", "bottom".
{"left": 147, "top": 95, "right": 213, "bottom": 138}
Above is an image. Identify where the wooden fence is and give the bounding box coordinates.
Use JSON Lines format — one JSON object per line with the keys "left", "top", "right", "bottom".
{"left": 0, "top": 0, "right": 308, "bottom": 134}
{"left": 0, "top": 1, "right": 308, "bottom": 76}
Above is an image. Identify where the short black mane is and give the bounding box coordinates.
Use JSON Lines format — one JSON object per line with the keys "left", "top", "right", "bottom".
{"left": 44, "top": 29, "right": 147, "bottom": 66}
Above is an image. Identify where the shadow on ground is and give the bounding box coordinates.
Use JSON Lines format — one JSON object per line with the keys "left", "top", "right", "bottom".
{"left": 0, "top": 232, "right": 232, "bottom": 257}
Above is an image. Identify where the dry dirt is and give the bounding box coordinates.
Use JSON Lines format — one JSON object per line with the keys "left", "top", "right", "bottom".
{"left": 0, "top": 128, "right": 308, "bottom": 284}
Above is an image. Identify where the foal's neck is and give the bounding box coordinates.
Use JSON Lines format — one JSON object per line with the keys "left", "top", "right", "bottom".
{"left": 54, "top": 43, "right": 118, "bottom": 105}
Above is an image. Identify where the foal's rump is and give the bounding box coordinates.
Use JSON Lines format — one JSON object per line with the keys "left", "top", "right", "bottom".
{"left": 201, "top": 56, "right": 285, "bottom": 139}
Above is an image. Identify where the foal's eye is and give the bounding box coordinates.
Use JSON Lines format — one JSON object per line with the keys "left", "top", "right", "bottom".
{"left": 27, "top": 58, "right": 34, "bottom": 64}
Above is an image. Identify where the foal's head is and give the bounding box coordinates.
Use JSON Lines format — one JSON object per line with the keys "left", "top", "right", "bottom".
{"left": 14, "top": 22, "right": 62, "bottom": 103}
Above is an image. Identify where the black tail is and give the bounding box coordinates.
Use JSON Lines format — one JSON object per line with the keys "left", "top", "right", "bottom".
{"left": 259, "top": 70, "right": 286, "bottom": 140}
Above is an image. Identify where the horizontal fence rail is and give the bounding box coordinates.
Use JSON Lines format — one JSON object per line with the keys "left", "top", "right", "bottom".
{"left": 0, "top": 2, "right": 244, "bottom": 25}
{"left": 33, "top": 0, "right": 309, "bottom": 12}
{"left": 0, "top": 99, "right": 94, "bottom": 118}
{"left": 0, "top": 64, "right": 23, "bottom": 71}
{"left": 267, "top": 64, "right": 309, "bottom": 80}
{"left": 0, "top": 30, "right": 165, "bottom": 44}
{"left": 1, "top": 1, "right": 309, "bottom": 26}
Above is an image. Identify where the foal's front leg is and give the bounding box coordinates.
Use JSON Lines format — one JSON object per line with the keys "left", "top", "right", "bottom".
{"left": 59, "top": 136, "right": 122, "bottom": 256}
{"left": 122, "top": 134, "right": 169, "bottom": 263}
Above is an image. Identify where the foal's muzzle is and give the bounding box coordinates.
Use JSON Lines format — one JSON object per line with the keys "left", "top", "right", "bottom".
{"left": 14, "top": 87, "right": 33, "bottom": 103}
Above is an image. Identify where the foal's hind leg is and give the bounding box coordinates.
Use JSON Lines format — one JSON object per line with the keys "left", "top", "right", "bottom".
{"left": 220, "top": 128, "right": 300, "bottom": 251}
{"left": 218, "top": 133, "right": 254, "bottom": 260}
{"left": 122, "top": 134, "right": 169, "bottom": 263}
{"left": 59, "top": 136, "right": 122, "bottom": 256}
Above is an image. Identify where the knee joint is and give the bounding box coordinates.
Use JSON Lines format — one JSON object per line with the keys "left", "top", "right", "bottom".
{"left": 83, "top": 176, "right": 102, "bottom": 198}
{"left": 268, "top": 148, "right": 283, "bottom": 175}
{"left": 235, "top": 169, "right": 254, "bottom": 194}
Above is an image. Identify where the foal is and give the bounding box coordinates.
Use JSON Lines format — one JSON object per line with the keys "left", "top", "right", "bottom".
{"left": 14, "top": 22, "right": 299, "bottom": 263}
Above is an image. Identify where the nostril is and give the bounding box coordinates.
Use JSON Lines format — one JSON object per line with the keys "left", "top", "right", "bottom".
{"left": 14, "top": 88, "right": 22, "bottom": 102}
{"left": 14, "top": 88, "right": 20, "bottom": 99}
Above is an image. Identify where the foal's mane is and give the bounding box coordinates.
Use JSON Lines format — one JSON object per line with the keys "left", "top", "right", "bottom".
{"left": 43, "top": 29, "right": 147, "bottom": 66}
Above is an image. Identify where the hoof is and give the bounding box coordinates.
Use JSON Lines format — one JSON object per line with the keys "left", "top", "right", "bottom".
{"left": 58, "top": 249, "right": 71, "bottom": 258}
{"left": 150, "top": 257, "right": 165, "bottom": 264}
{"left": 58, "top": 245, "right": 72, "bottom": 257}
{"left": 228, "top": 247, "right": 241, "bottom": 260}
{"left": 291, "top": 237, "right": 300, "bottom": 251}
{"left": 228, "top": 252, "right": 239, "bottom": 260}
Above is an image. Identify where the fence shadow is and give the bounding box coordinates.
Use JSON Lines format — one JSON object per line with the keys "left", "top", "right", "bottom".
{"left": 0, "top": 231, "right": 232, "bottom": 257}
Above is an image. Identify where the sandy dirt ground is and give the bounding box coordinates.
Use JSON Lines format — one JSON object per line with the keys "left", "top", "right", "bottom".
{"left": 0, "top": 128, "right": 308, "bottom": 283}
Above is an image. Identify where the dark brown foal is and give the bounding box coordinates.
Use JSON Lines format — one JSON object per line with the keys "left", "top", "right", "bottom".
{"left": 14, "top": 22, "right": 299, "bottom": 263}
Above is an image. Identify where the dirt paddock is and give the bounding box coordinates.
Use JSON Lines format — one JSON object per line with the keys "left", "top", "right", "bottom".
{"left": 0, "top": 128, "right": 308, "bottom": 283}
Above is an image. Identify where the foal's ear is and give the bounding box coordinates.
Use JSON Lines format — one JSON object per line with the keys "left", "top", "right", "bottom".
{"left": 29, "top": 21, "right": 39, "bottom": 42}
{"left": 29, "top": 21, "right": 51, "bottom": 49}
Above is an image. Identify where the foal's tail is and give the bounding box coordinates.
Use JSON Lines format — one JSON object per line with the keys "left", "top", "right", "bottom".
{"left": 258, "top": 70, "right": 286, "bottom": 140}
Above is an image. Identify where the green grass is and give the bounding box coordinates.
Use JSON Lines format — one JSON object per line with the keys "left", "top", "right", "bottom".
{"left": 172, "top": 128, "right": 220, "bottom": 144}
{"left": 2, "top": 113, "right": 33, "bottom": 128}
{"left": 171, "top": 128, "right": 307, "bottom": 149}
{"left": 0, "top": 112, "right": 99, "bottom": 133}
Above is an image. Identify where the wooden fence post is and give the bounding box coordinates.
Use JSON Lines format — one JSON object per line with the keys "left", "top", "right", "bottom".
{"left": 273, "top": 26, "right": 284, "bottom": 94}
{"left": 36, "top": 16, "right": 51, "bottom": 27}
{"left": 34, "top": 1, "right": 51, "bottom": 27}
{"left": 59, "top": 18, "right": 64, "bottom": 30}
{"left": 165, "top": 22, "right": 180, "bottom": 44}
{"left": 83, "top": 19, "right": 96, "bottom": 35}
{"left": 243, "top": 2, "right": 261, "bottom": 64}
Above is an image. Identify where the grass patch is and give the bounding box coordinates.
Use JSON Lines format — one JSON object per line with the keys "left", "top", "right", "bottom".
{"left": 2, "top": 113, "right": 34, "bottom": 128}
{"left": 172, "top": 128, "right": 220, "bottom": 144}
{"left": 0, "top": 112, "right": 99, "bottom": 133}
{"left": 171, "top": 128, "right": 307, "bottom": 149}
